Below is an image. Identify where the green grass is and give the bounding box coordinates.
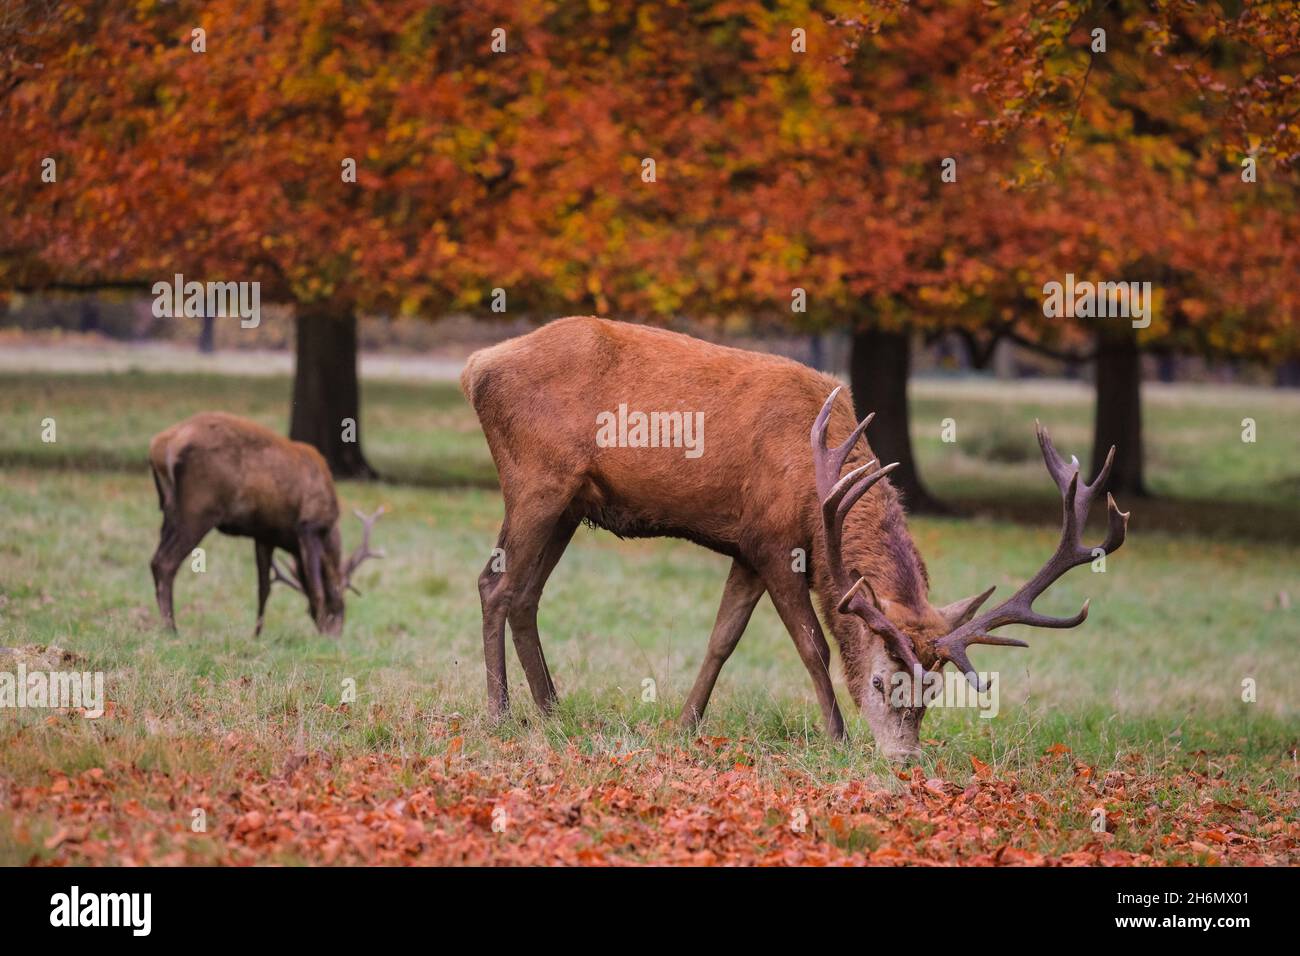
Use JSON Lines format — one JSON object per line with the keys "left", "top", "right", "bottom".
{"left": 3, "top": 370, "right": 1296, "bottom": 536}
{"left": 0, "top": 371, "right": 491, "bottom": 486}
{"left": 0, "top": 369, "right": 1297, "bottom": 863}
{"left": 911, "top": 379, "right": 1300, "bottom": 541}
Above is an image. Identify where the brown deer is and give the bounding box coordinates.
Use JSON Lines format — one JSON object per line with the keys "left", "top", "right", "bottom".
{"left": 461, "top": 316, "right": 1128, "bottom": 760}
{"left": 147, "top": 412, "right": 385, "bottom": 636}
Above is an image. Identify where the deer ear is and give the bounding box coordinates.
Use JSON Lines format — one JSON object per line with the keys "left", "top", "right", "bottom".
{"left": 938, "top": 586, "right": 996, "bottom": 629}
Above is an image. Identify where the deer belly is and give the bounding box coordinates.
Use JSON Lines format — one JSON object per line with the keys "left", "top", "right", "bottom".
{"left": 215, "top": 501, "right": 295, "bottom": 545}
{"left": 576, "top": 481, "right": 738, "bottom": 555}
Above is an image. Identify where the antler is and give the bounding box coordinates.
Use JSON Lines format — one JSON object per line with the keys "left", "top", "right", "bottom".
{"left": 933, "top": 422, "right": 1130, "bottom": 688}
{"left": 811, "top": 388, "right": 922, "bottom": 673}
{"left": 270, "top": 556, "right": 304, "bottom": 593}
{"left": 342, "top": 506, "right": 386, "bottom": 591}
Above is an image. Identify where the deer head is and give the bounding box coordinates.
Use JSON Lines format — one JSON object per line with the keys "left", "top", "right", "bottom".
{"left": 271, "top": 506, "right": 386, "bottom": 635}
{"left": 812, "top": 388, "right": 1129, "bottom": 760}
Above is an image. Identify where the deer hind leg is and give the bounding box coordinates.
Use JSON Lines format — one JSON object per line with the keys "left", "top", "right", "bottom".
{"left": 760, "top": 568, "right": 848, "bottom": 742}
{"left": 254, "top": 539, "right": 273, "bottom": 636}
{"left": 150, "top": 514, "right": 211, "bottom": 632}
{"left": 506, "top": 514, "right": 578, "bottom": 712}
{"left": 478, "top": 486, "right": 577, "bottom": 722}
{"left": 679, "top": 559, "right": 765, "bottom": 730}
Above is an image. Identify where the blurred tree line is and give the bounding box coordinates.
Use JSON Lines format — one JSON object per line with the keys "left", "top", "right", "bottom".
{"left": 2, "top": 0, "right": 1296, "bottom": 503}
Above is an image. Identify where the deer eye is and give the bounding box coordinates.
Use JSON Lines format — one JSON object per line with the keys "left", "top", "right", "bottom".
{"left": 871, "top": 676, "right": 884, "bottom": 692}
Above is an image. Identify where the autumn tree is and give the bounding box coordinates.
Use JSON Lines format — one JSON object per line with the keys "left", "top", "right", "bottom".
{"left": 671, "top": 0, "right": 1032, "bottom": 511}
{"left": 710, "top": 0, "right": 1298, "bottom": 503}
{"left": 962, "top": 0, "right": 1300, "bottom": 495}
{"left": 4, "top": 0, "right": 1294, "bottom": 497}
{"left": 1, "top": 0, "right": 540, "bottom": 477}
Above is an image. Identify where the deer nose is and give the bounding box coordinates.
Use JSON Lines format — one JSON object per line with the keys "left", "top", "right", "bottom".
{"left": 884, "top": 746, "right": 922, "bottom": 765}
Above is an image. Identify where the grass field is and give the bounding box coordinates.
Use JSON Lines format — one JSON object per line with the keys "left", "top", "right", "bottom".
{"left": 0, "top": 368, "right": 1297, "bottom": 865}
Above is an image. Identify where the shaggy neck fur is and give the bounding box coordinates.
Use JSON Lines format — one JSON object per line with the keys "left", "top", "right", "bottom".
{"left": 810, "top": 471, "right": 930, "bottom": 701}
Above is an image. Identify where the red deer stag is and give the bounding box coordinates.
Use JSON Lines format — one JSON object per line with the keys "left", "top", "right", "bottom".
{"left": 148, "top": 412, "right": 385, "bottom": 636}
{"left": 461, "top": 317, "right": 1128, "bottom": 760}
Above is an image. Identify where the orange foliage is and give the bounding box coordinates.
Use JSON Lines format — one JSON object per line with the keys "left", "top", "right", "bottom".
{"left": 11, "top": 740, "right": 1298, "bottom": 866}
{"left": 1, "top": 1, "right": 1295, "bottom": 355}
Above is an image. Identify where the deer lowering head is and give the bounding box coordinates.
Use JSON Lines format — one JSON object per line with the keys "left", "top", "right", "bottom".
{"left": 460, "top": 316, "right": 1128, "bottom": 763}
{"left": 267, "top": 506, "right": 387, "bottom": 635}
{"left": 812, "top": 387, "right": 1129, "bottom": 759}
{"left": 147, "top": 412, "right": 385, "bottom": 636}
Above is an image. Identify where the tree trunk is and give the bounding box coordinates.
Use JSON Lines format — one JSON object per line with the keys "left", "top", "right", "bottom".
{"left": 78, "top": 299, "right": 100, "bottom": 334}
{"left": 1090, "top": 326, "right": 1146, "bottom": 497}
{"left": 290, "top": 309, "right": 376, "bottom": 480}
{"left": 198, "top": 315, "right": 215, "bottom": 353}
{"left": 849, "top": 327, "right": 945, "bottom": 514}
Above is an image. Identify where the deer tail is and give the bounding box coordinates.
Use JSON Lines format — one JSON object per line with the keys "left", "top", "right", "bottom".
{"left": 459, "top": 350, "right": 485, "bottom": 405}
{"left": 149, "top": 434, "right": 181, "bottom": 512}
{"left": 460, "top": 342, "right": 512, "bottom": 415}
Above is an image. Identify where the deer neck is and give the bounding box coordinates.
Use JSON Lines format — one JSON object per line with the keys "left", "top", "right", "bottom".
{"left": 818, "top": 486, "right": 930, "bottom": 612}
{"left": 811, "top": 484, "right": 932, "bottom": 694}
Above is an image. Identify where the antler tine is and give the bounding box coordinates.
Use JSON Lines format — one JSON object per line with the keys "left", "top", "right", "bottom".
{"left": 1035, "top": 420, "right": 1076, "bottom": 491}
{"left": 966, "top": 634, "right": 1030, "bottom": 648}
{"left": 1102, "top": 493, "right": 1129, "bottom": 553}
{"left": 812, "top": 387, "right": 874, "bottom": 497}
{"left": 344, "top": 505, "right": 387, "bottom": 585}
{"left": 821, "top": 459, "right": 900, "bottom": 533}
{"left": 813, "top": 388, "right": 896, "bottom": 569}
{"left": 833, "top": 461, "right": 899, "bottom": 528}
{"left": 839, "top": 576, "right": 925, "bottom": 674}
{"left": 810, "top": 388, "right": 839, "bottom": 479}
{"left": 353, "top": 504, "right": 388, "bottom": 529}
{"left": 1091, "top": 444, "right": 1117, "bottom": 496}
{"left": 270, "top": 556, "right": 304, "bottom": 593}
{"left": 939, "top": 642, "right": 984, "bottom": 690}
{"left": 935, "top": 422, "right": 1131, "bottom": 690}
{"left": 826, "top": 459, "right": 878, "bottom": 506}
{"left": 1060, "top": 470, "right": 1083, "bottom": 552}
{"left": 811, "top": 390, "right": 925, "bottom": 675}
{"left": 820, "top": 461, "right": 872, "bottom": 572}
{"left": 1040, "top": 423, "right": 1123, "bottom": 530}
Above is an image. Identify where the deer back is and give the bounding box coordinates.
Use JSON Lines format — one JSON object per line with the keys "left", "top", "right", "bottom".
{"left": 148, "top": 412, "right": 338, "bottom": 540}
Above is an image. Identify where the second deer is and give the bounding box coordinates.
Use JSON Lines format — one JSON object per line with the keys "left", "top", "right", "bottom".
{"left": 148, "top": 412, "right": 385, "bottom": 636}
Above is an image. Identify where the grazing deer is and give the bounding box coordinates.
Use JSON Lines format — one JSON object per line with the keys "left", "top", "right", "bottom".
{"left": 147, "top": 412, "right": 384, "bottom": 636}
{"left": 462, "top": 316, "right": 1128, "bottom": 760}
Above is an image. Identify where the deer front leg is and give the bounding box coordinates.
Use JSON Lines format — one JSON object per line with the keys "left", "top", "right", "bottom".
{"left": 761, "top": 570, "right": 847, "bottom": 742}
{"left": 297, "top": 529, "right": 327, "bottom": 626}
{"left": 680, "top": 559, "right": 765, "bottom": 729}
{"left": 254, "top": 540, "right": 273, "bottom": 636}
{"left": 506, "top": 515, "right": 578, "bottom": 712}
{"left": 151, "top": 516, "right": 210, "bottom": 633}
{"left": 478, "top": 488, "right": 577, "bottom": 722}
{"left": 477, "top": 525, "right": 512, "bottom": 720}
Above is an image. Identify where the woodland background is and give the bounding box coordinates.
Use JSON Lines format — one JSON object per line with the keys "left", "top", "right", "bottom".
{"left": 0, "top": 1, "right": 1297, "bottom": 866}
{"left": 2, "top": 0, "right": 1298, "bottom": 505}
